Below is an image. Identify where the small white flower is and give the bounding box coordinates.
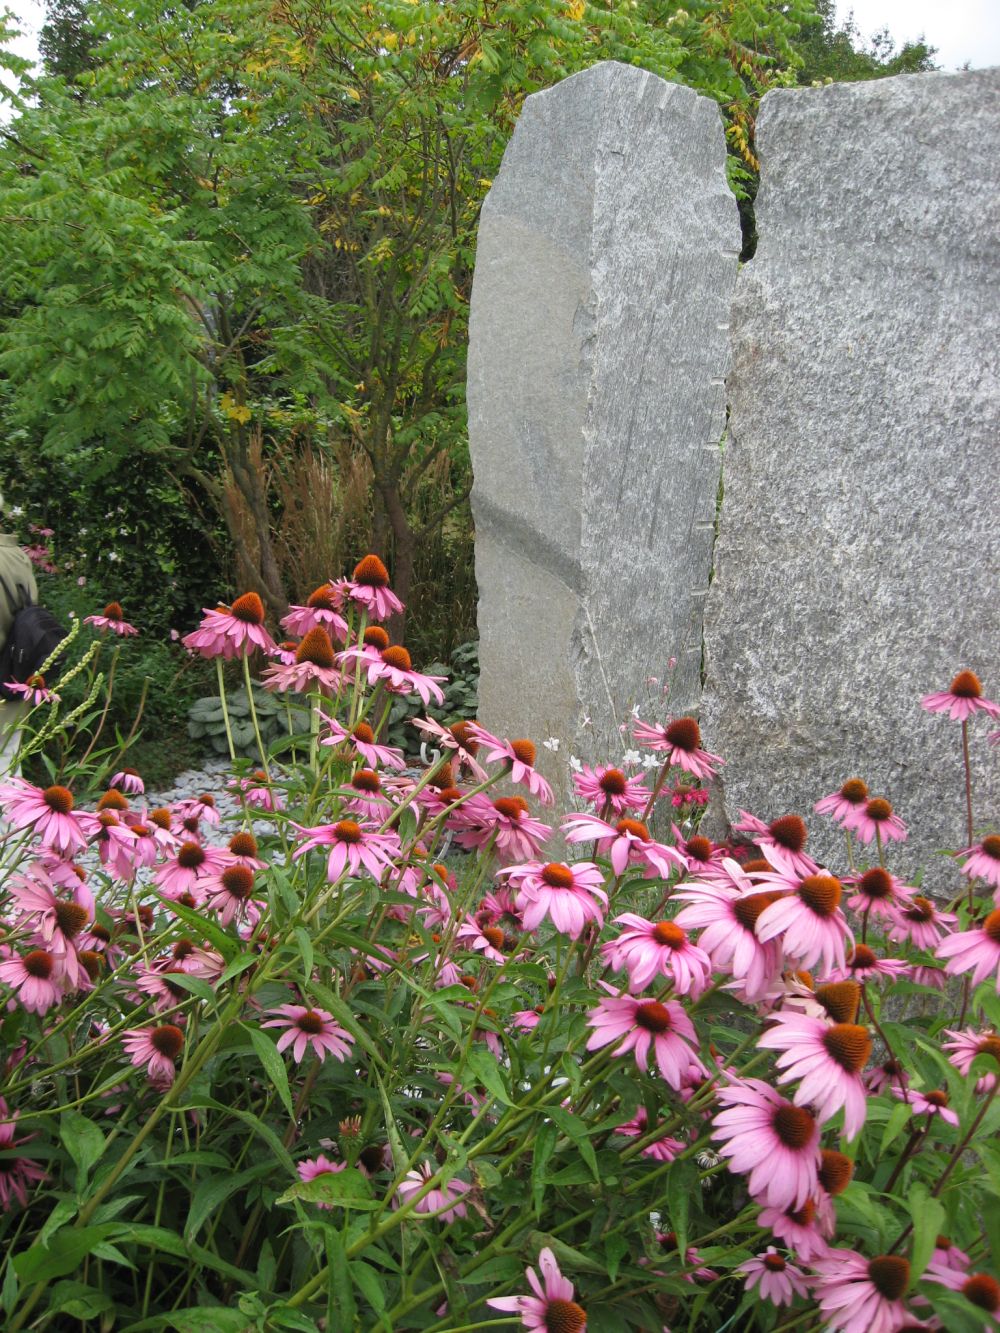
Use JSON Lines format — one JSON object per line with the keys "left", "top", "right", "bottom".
{"left": 107, "top": 551, "right": 121, "bottom": 562}
{"left": 621, "top": 749, "right": 642, "bottom": 767}
{"left": 542, "top": 736, "right": 560, "bottom": 753}
{"left": 9, "top": 505, "right": 23, "bottom": 517}
{"left": 642, "top": 753, "right": 660, "bottom": 769}
{"left": 568, "top": 754, "right": 583, "bottom": 773}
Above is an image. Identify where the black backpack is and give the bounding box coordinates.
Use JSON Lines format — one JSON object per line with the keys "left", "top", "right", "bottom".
{"left": 0, "top": 575, "right": 68, "bottom": 702}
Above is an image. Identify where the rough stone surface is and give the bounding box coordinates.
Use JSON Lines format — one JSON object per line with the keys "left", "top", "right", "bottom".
{"left": 702, "top": 69, "right": 1000, "bottom": 880}
{"left": 468, "top": 61, "right": 738, "bottom": 810}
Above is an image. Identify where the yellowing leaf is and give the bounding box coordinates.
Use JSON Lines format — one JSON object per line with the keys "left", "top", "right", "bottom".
{"left": 565, "top": 0, "right": 586, "bottom": 18}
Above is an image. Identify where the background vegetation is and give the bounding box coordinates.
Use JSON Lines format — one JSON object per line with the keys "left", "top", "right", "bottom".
{"left": 0, "top": 0, "right": 935, "bottom": 779}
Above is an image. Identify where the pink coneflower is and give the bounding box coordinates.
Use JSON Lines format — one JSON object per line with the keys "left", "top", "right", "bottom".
{"left": 91, "top": 811, "right": 142, "bottom": 882}
{"left": 262, "top": 1005, "right": 354, "bottom": 1064}
{"left": 0, "top": 1102, "right": 46, "bottom": 1210}
{"left": 652, "top": 1232, "right": 718, "bottom": 1282}
{"left": 228, "top": 771, "right": 286, "bottom": 812}
{"left": 110, "top": 767, "right": 144, "bottom": 795}
{"left": 758, "top": 1009, "right": 871, "bottom": 1139}
{"left": 173, "top": 793, "right": 222, "bottom": 829}
{"left": 0, "top": 781, "right": 90, "bottom": 856}
{"left": 410, "top": 716, "right": 488, "bottom": 780}
{"left": 500, "top": 861, "right": 608, "bottom": 940}
{"left": 812, "top": 1250, "right": 913, "bottom": 1333}
{"left": 740, "top": 1249, "right": 810, "bottom": 1306}
{"left": 585, "top": 995, "right": 700, "bottom": 1089}
{"left": 942, "top": 1026, "right": 1000, "bottom": 1079}
{"left": 340, "top": 768, "right": 392, "bottom": 820}
{"left": 613, "top": 1107, "right": 685, "bottom": 1163}
{"left": 929, "top": 1236, "right": 971, "bottom": 1273}
{"left": 0, "top": 949, "right": 65, "bottom": 1013}
{"left": 673, "top": 829, "right": 723, "bottom": 875}
{"left": 959, "top": 835, "right": 1000, "bottom": 894}
{"left": 829, "top": 944, "right": 908, "bottom": 984}
{"left": 632, "top": 715, "right": 722, "bottom": 780}
{"left": 711, "top": 1078, "right": 820, "bottom": 1210}
{"left": 602, "top": 914, "right": 712, "bottom": 996}
{"left": 345, "top": 555, "right": 404, "bottom": 623}
{"left": 153, "top": 840, "right": 222, "bottom": 902}
{"left": 562, "top": 812, "right": 683, "bottom": 880}
{"left": 4, "top": 674, "right": 59, "bottom": 705}
{"left": 928, "top": 1267, "right": 1000, "bottom": 1319}
{"left": 922, "top": 670, "right": 1000, "bottom": 722}
{"left": 281, "top": 583, "right": 349, "bottom": 642}
{"left": 291, "top": 819, "right": 400, "bottom": 882}
{"left": 365, "top": 645, "right": 445, "bottom": 706}
{"left": 296, "top": 1154, "right": 347, "bottom": 1207}
{"left": 84, "top": 601, "right": 138, "bottom": 636}
{"left": 464, "top": 725, "right": 553, "bottom": 805}
{"left": 851, "top": 797, "right": 908, "bottom": 847}
{"left": 758, "top": 1196, "right": 835, "bottom": 1261}
{"left": 123, "top": 1024, "right": 185, "bottom": 1087}
{"left": 754, "top": 871, "right": 852, "bottom": 976}
{"left": 674, "top": 871, "right": 783, "bottom": 1002}
{"left": 455, "top": 917, "right": 509, "bottom": 964}
{"left": 395, "top": 1160, "right": 470, "bottom": 1223}
{"left": 320, "top": 716, "right": 406, "bottom": 770}
{"left": 203, "top": 864, "right": 264, "bottom": 928}
{"left": 815, "top": 778, "right": 870, "bottom": 828}
{"left": 487, "top": 1246, "right": 587, "bottom": 1330}
{"left": 733, "top": 812, "right": 819, "bottom": 879}
{"left": 889, "top": 895, "right": 957, "bottom": 949}
{"left": 450, "top": 794, "right": 552, "bottom": 865}
{"left": 893, "top": 1086, "right": 959, "bottom": 1126}
{"left": 571, "top": 763, "right": 649, "bottom": 815}
{"left": 866, "top": 1058, "right": 910, "bottom": 1096}
{"left": 937, "top": 911, "right": 1000, "bottom": 990}
{"left": 222, "top": 831, "right": 267, "bottom": 871}
{"left": 261, "top": 626, "right": 343, "bottom": 694}
{"left": 182, "top": 593, "right": 277, "bottom": 659}
{"left": 843, "top": 866, "right": 915, "bottom": 924}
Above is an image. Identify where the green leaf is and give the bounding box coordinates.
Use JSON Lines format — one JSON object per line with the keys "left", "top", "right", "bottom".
{"left": 61, "top": 1110, "right": 107, "bottom": 1187}
{"left": 13, "top": 1225, "right": 118, "bottom": 1282}
{"left": 218, "top": 953, "right": 257, "bottom": 985}
{"left": 532, "top": 1121, "right": 557, "bottom": 1218}
{"left": 245, "top": 1024, "right": 295, "bottom": 1119}
{"left": 666, "top": 1159, "right": 696, "bottom": 1259}
{"left": 1, "top": 1261, "right": 18, "bottom": 1314}
{"left": 277, "top": 1167, "right": 376, "bottom": 1210}
{"left": 48, "top": 1281, "right": 114, "bottom": 1319}
{"left": 184, "top": 1165, "right": 272, "bottom": 1244}
{"left": 293, "top": 926, "right": 314, "bottom": 983}
{"left": 908, "top": 1183, "right": 945, "bottom": 1281}
{"left": 326, "top": 1230, "right": 357, "bottom": 1327}
{"left": 350, "top": 1258, "right": 387, "bottom": 1313}
{"left": 547, "top": 1105, "right": 598, "bottom": 1181}
{"left": 880, "top": 1099, "right": 912, "bottom": 1154}
{"left": 464, "top": 1048, "right": 514, "bottom": 1108}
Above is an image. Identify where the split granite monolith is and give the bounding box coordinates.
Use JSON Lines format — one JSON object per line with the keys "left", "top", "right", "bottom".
{"left": 702, "top": 69, "right": 1000, "bottom": 879}
{"left": 468, "top": 61, "right": 739, "bottom": 810}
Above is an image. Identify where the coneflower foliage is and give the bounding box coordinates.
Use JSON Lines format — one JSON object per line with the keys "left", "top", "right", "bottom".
{"left": 0, "top": 560, "right": 996, "bottom": 1330}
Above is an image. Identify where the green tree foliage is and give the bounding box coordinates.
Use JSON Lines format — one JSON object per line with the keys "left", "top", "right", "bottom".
{"left": 794, "top": 0, "right": 937, "bottom": 84}
{"left": 0, "top": 0, "right": 815, "bottom": 630}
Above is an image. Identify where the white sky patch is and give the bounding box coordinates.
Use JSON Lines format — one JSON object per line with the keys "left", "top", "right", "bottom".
{"left": 835, "top": 0, "right": 1000, "bottom": 70}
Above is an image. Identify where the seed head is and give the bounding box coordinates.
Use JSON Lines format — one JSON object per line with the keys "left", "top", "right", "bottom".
{"left": 231, "top": 592, "right": 265, "bottom": 625}
{"left": 353, "top": 554, "right": 390, "bottom": 587}
{"left": 296, "top": 627, "right": 335, "bottom": 667}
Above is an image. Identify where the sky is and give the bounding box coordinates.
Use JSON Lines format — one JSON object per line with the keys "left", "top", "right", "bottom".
{"left": 1, "top": 0, "right": 999, "bottom": 99}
